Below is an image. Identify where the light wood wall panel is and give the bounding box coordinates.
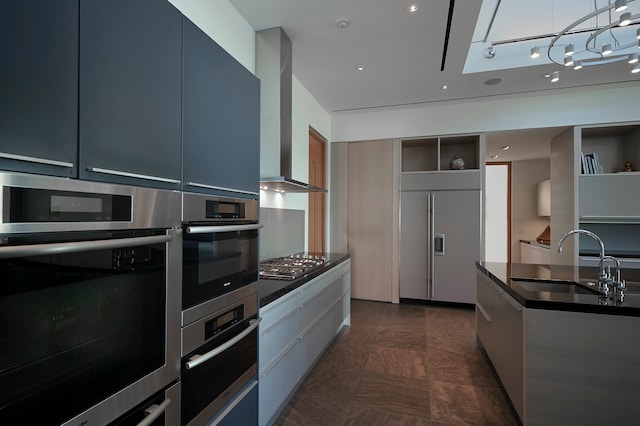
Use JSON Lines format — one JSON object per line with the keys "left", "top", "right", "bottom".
{"left": 347, "top": 140, "right": 393, "bottom": 302}
{"left": 550, "top": 127, "right": 579, "bottom": 265}
{"left": 329, "top": 142, "right": 349, "bottom": 253}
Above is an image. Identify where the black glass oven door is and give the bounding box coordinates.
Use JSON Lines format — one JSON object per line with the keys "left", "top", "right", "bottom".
{"left": 0, "top": 230, "right": 169, "bottom": 425}
{"left": 182, "top": 224, "right": 259, "bottom": 310}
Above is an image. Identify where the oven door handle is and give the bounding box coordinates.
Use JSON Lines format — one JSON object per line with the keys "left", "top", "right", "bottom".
{"left": 185, "top": 223, "right": 262, "bottom": 234}
{"left": 185, "top": 317, "right": 262, "bottom": 370}
{"left": 137, "top": 398, "right": 172, "bottom": 426}
{"left": 0, "top": 234, "right": 173, "bottom": 259}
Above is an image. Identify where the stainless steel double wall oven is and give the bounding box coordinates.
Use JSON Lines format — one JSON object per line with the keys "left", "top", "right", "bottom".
{"left": 0, "top": 172, "right": 182, "bottom": 425}
{"left": 180, "top": 192, "right": 260, "bottom": 426}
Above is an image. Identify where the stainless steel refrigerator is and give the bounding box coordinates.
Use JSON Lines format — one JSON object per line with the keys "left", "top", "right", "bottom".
{"left": 399, "top": 189, "right": 481, "bottom": 304}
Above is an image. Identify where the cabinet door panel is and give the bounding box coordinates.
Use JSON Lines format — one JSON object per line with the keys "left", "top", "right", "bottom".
{"left": 399, "top": 191, "right": 430, "bottom": 300}
{"left": 79, "top": 0, "right": 182, "bottom": 189}
{"left": 259, "top": 340, "right": 298, "bottom": 426}
{"left": 215, "top": 381, "right": 258, "bottom": 426}
{"left": 433, "top": 190, "right": 481, "bottom": 304}
{"left": 183, "top": 18, "right": 260, "bottom": 198}
{"left": 0, "top": 1, "right": 78, "bottom": 177}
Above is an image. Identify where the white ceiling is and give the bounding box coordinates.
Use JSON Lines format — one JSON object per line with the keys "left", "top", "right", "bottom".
{"left": 229, "top": 0, "right": 640, "bottom": 159}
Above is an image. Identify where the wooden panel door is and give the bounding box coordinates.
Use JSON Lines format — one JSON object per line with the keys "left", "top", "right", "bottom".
{"left": 308, "top": 130, "right": 325, "bottom": 254}
{"left": 347, "top": 140, "right": 393, "bottom": 302}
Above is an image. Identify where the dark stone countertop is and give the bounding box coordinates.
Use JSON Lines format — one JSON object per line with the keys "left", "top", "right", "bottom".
{"left": 476, "top": 261, "right": 640, "bottom": 316}
{"left": 259, "top": 253, "right": 351, "bottom": 308}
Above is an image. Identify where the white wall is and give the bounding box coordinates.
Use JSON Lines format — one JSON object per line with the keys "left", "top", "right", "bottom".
{"left": 167, "top": 0, "right": 255, "bottom": 72}
{"left": 331, "top": 83, "right": 640, "bottom": 142}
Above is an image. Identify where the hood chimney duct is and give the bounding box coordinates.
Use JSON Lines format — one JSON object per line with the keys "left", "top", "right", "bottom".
{"left": 257, "top": 28, "right": 325, "bottom": 192}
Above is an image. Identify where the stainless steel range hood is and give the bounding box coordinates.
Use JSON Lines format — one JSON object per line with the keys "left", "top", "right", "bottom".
{"left": 257, "top": 28, "right": 326, "bottom": 193}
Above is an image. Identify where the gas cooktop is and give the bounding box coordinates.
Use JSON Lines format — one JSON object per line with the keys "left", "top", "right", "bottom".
{"left": 259, "top": 254, "right": 326, "bottom": 280}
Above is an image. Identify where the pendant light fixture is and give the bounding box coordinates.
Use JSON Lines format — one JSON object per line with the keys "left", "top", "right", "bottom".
{"left": 615, "top": 0, "right": 629, "bottom": 12}
{"left": 527, "top": 0, "right": 640, "bottom": 74}
{"left": 530, "top": 46, "right": 540, "bottom": 58}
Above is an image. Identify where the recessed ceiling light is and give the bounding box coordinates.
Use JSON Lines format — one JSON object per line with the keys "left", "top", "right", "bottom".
{"left": 501, "top": 145, "right": 510, "bottom": 151}
{"left": 407, "top": 4, "right": 419, "bottom": 13}
{"left": 356, "top": 65, "right": 365, "bottom": 71}
{"left": 490, "top": 155, "right": 499, "bottom": 159}
{"left": 442, "top": 85, "right": 448, "bottom": 90}
{"left": 336, "top": 18, "right": 350, "bottom": 29}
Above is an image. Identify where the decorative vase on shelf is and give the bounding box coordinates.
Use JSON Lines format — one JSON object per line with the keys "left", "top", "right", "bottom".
{"left": 449, "top": 154, "right": 465, "bottom": 170}
{"left": 623, "top": 161, "right": 633, "bottom": 172}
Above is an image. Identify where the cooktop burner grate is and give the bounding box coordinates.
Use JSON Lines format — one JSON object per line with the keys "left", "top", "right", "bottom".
{"left": 259, "top": 254, "right": 326, "bottom": 280}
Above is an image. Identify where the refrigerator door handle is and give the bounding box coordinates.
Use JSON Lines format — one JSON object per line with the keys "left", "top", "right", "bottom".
{"left": 434, "top": 233, "right": 445, "bottom": 255}
{"left": 428, "top": 193, "right": 435, "bottom": 299}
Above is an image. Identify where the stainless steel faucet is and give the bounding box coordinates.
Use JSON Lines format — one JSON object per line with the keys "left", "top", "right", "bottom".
{"left": 557, "top": 229, "right": 605, "bottom": 260}
{"left": 557, "top": 229, "right": 625, "bottom": 298}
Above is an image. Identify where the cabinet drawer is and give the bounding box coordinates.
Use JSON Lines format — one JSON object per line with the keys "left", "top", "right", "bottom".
{"left": 476, "top": 273, "right": 496, "bottom": 355}
{"left": 259, "top": 338, "right": 299, "bottom": 425}
{"left": 299, "top": 298, "right": 342, "bottom": 373}
{"left": 259, "top": 289, "right": 301, "bottom": 330}
{"left": 259, "top": 304, "right": 300, "bottom": 368}
{"left": 300, "top": 278, "right": 341, "bottom": 330}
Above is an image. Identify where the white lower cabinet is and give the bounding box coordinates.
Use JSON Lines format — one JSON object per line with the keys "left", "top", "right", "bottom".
{"left": 476, "top": 271, "right": 524, "bottom": 421}
{"left": 258, "top": 259, "right": 351, "bottom": 426}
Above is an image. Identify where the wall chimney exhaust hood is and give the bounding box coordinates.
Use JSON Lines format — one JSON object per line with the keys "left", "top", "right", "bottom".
{"left": 257, "top": 28, "right": 326, "bottom": 193}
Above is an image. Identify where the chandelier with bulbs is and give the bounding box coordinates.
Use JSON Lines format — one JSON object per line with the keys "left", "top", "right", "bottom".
{"left": 530, "top": 0, "right": 640, "bottom": 75}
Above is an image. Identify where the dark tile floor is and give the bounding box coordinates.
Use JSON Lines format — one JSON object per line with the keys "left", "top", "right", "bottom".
{"left": 274, "top": 299, "right": 520, "bottom": 425}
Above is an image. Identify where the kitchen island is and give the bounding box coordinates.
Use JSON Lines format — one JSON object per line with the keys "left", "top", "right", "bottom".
{"left": 258, "top": 253, "right": 350, "bottom": 425}
{"left": 476, "top": 262, "right": 640, "bottom": 425}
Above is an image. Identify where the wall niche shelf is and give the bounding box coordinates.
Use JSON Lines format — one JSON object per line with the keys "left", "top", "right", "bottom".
{"left": 580, "top": 125, "right": 640, "bottom": 175}
{"left": 401, "top": 135, "right": 480, "bottom": 172}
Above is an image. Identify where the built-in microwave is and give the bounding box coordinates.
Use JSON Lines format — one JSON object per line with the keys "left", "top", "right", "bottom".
{"left": 181, "top": 192, "right": 260, "bottom": 326}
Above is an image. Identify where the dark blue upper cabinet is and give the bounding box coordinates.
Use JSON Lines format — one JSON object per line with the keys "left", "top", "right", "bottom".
{"left": 79, "top": 0, "right": 182, "bottom": 190}
{"left": 182, "top": 18, "right": 260, "bottom": 199}
{"left": 0, "top": 1, "right": 78, "bottom": 178}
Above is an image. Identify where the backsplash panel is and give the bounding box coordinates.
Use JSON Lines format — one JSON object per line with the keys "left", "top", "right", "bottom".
{"left": 260, "top": 208, "right": 305, "bottom": 261}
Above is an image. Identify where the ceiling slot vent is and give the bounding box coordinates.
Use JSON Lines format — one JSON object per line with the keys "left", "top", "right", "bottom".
{"left": 440, "top": 0, "right": 456, "bottom": 71}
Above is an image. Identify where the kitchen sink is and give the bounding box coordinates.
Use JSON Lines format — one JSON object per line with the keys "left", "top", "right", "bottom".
{"left": 510, "top": 277, "right": 600, "bottom": 295}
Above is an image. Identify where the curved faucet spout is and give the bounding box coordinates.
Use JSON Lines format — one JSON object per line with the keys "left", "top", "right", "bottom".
{"left": 557, "top": 229, "right": 605, "bottom": 259}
